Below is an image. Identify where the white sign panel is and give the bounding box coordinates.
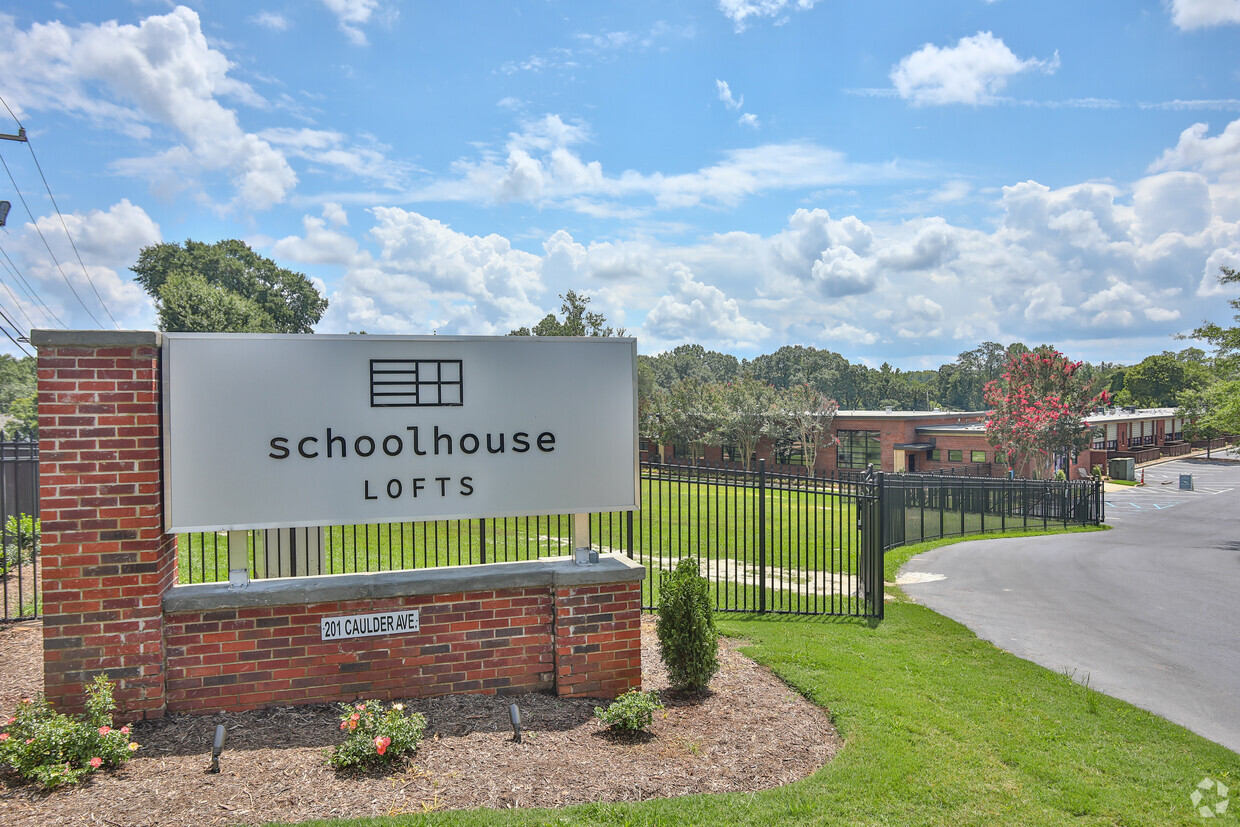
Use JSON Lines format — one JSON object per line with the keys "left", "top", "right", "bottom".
{"left": 163, "top": 334, "right": 638, "bottom": 532}
{"left": 321, "top": 610, "right": 420, "bottom": 641}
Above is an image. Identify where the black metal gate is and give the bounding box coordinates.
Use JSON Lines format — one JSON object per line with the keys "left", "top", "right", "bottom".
{"left": 0, "top": 437, "right": 40, "bottom": 622}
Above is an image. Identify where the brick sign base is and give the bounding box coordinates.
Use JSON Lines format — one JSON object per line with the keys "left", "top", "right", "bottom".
{"left": 34, "top": 330, "right": 643, "bottom": 717}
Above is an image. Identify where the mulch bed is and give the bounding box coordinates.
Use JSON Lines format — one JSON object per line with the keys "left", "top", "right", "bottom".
{"left": 0, "top": 616, "right": 841, "bottom": 825}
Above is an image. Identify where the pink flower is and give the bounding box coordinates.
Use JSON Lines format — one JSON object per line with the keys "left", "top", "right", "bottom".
{"left": 339, "top": 721, "right": 347, "bottom": 730}
{"left": 89, "top": 757, "right": 102, "bottom": 769}
{"left": 0, "top": 733, "right": 8, "bottom": 741}
{"left": 98, "top": 726, "right": 111, "bottom": 736}
{"left": 5, "top": 716, "right": 13, "bottom": 725}
{"left": 24, "top": 738, "right": 33, "bottom": 744}
{"left": 374, "top": 736, "right": 391, "bottom": 756}
{"left": 120, "top": 726, "right": 129, "bottom": 735}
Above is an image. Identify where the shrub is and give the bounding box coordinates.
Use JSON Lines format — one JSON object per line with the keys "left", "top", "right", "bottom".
{"left": 0, "top": 676, "right": 138, "bottom": 789}
{"left": 1054, "top": 469, "right": 1067, "bottom": 481}
{"left": 329, "top": 699, "right": 426, "bottom": 770}
{"left": 594, "top": 690, "right": 663, "bottom": 733}
{"left": 656, "top": 558, "right": 719, "bottom": 691}
{"left": 1, "top": 514, "right": 38, "bottom": 573}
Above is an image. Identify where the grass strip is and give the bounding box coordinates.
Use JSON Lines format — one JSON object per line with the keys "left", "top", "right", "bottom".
{"left": 264, "top": 530, "right": 1235, "bottom": 827}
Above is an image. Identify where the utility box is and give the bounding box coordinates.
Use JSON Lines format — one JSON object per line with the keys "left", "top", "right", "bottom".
{"left": 1109, "top": 457, "right": 1135, "bottom": 481}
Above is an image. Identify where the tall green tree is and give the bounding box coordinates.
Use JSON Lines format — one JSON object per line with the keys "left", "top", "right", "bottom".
{"left": 132, "top": 240, "right": 328, "bottom": 333}
{"left": 717, "top": 374, "right": 775, "bottom": 471}
{"left": 509, "top": 290, "right": 624, "bottom": 337}
{"left": 0, "top": 355, "right": 37, "bottom": 439}
{"left": 1121, "top": 350, "right": 1210, "bottom": 407}
{"left": 1185, "top": 266, "right": 1240, "bottom": 373}
{"left": 778, "top": 383, "right": 839, "bottom": 472}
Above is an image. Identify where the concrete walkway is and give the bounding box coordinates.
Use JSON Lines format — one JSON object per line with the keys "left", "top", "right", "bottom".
{"left": 899, "top": 453, "right": 1240, "bottom": 755}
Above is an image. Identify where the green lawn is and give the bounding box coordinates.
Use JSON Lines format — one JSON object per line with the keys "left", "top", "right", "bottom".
{"left": 264, "top": 529, "right": 1236, "bottom": 827}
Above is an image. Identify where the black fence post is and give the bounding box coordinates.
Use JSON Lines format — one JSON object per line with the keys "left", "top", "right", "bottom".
{"left": 757, "top": 458, "right": 767, "bottom": 614}
{"left": 479, "top": 518, "right": 486, "bottom": 564}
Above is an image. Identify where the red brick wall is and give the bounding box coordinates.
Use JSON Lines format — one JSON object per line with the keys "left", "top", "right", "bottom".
{"left": 36, "top": 335, "right": 174, "bottom": 717}
{"left": 36, "top": 331, "right": 644, "bottom": 717}
{"left": 553, "top": 582, "right": 642, "bottom": 698}
{"left": 164, "top": 588, "right": 557, "bottom": 713}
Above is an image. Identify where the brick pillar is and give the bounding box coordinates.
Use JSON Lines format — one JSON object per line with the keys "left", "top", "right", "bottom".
{"left": 32, "top": 330, "right": 174, "bottom": 718}
{"left": 553, "top": 581, "right": 642, "bottom": 698}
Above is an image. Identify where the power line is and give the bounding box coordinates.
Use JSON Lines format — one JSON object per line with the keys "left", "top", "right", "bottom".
{"left": 0, "top": 239, "right": 65, "bottom": 328}
{"left": 0, "top": 150, "right": 103, "bottom": 327}
{"left": 0, "top": 255, "right": 38, "bottom": 330}
{"left": 20, "top": 130, "right": 121, "bottom": 328}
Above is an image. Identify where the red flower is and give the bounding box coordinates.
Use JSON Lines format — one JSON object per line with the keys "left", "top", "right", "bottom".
{"left": 0, "top": 733, "right": 8, "bottom": 741}
{"left": 90, "top": 757, "right": 103, "bottom": 769}
{"left": 374, "top": 736, "right": 391, "bottom": 756}
{"left": 98, "top": 726, "right": 111, "bottom": 736}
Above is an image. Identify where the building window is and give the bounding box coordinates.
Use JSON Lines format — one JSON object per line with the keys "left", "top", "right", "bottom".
{"left": 837, "top": 430, "right": 881, "bottom": 469}
{"left": 970, "top": 450, "right": 987, "bottom": 463}
{"left": 775, "top": 444, "right": 807, "bottom": 466}
{"left": 948, "top": 449, "right": 963, "bottom": 462}
{"left": 929, "top": 449, "right": 941, "bottom": 462}
{"left": 672, "top": 443, "right": 691, "bottom": 459}
{"left": 639, "top": 439, "right": 650, "bottom": 453}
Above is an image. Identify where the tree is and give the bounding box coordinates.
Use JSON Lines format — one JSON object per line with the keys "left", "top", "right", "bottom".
{"left": 984, "top": 347, "right": 1109, "bottom": 479}
{"left": 1121, "top": 350, "right": 1210, "bottom": 407}
{"left": 509, "top": 290, "right": 624, "bottom": 337}
{"left": 1178, "top": 381, "right": 1240, "bottom": 456}
{"left": 779, "top": 384, "right": 839, "bottom": 473}
{"left": 717, "top": 375, "right": 774, "bottom": 471}
{"left": 0, "top": 355, "right": 37, "bottom": 439}
{"left": 663, "top": 378, "right": 723, "bottom": 462}
{"left": 1185, "top": 266, "right": 1240, "bottom": 372}
{"left": 132, "top": 240, "right": 328, "bottom": 333}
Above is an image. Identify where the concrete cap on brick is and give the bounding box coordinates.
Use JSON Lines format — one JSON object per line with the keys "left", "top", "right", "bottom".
{"left": 30, "top": 329, "right": 162, "bottom": 348}
{"left": 163, "top": 553, "right": 645, "bottom": 612}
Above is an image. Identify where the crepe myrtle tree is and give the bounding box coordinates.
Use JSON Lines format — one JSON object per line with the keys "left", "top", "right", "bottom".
{"left": 984, "top": 347, "right": 1109, "bottom": 479}
{"left": 664, "top": 377, "right": 723, "bottom": 463}
{"left": 779, "top": 383, "right": 839, "bottom": 473}
{"left": 717, "top": 374, "right": 775, "bottom": 471}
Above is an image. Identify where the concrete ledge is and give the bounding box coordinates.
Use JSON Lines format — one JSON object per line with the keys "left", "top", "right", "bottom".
{"left": 163, "top": 553, "right": 645, "bottom": 612}
{"left": 31, "top": 329, "right": 162, "bottom": 348}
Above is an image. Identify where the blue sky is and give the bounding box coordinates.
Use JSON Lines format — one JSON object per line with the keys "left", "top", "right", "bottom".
{"left": 0, "top": 0, "right": 1238, "bottom": 368}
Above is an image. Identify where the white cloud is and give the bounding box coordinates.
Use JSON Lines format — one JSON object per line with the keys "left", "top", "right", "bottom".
{"left": 1166, "top": 0, "right": 1240, "bottom": 29}
{"left": 272, "top": 204, "right": 360, "bottom": 265}
{"left": 0, "top": 8, "right": 296, "bottom": 210}
{"left": 252, "top": 12, "right": 289, "bottom": 31}
{"left": 718, "top": 0, "right": 822, "bottom": 32}
{"left": 890, "top": 31, "right": 1060, "bottom": 106}
{"left": 821, "top": 322, "right": 879, "bottom": 345}
{"left": 322, "top": 0, "right": 384, "bottom": 46}
{"left": 412, "top": 114, "right": 919, "bottom": 214}
{"left": 739, "top": 113, "right": 761, "bottom": 129}
{"left": 644, "top": 264, "right": 770, "bottom": 347}
{"left": 716, "top": 79, "right": 743, "bottom": 110}
{"left": 260, "top": 127, "right": 412, "bottom": 189}
{"left": 15, "top": 200, "right": 159, "bottom": 329}
{"left": 324, "top": 207, "right": 544, "bottom": 335}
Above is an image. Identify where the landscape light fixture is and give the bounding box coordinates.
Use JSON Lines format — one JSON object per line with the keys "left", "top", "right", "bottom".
{"left": 207, "top": 724, "right": 227, "bottom": 773}
{"left": 509, "top": 703, "right": 522, "bottom": 743}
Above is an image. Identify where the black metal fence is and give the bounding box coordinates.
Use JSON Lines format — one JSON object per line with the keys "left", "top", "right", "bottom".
{"left": 4, "top": 446, "right": 1103, "bottom": 624}
{"left": 878, "top": 470, "right": 1103, "bottom": 551}
{"left": 0, "top": 437, "right": 40, "bottom": 622}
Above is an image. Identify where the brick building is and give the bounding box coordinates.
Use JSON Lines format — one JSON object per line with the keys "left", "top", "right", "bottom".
{"left": 645, "top": 406, "right": 1195, "bottom": 480}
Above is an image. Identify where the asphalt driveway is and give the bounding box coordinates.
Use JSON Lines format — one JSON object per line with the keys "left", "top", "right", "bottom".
{"left": 899, "top": 453, "right": 1240, "bottom": 755}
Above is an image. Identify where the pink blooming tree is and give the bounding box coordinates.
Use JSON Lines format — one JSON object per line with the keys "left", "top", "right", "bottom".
{"left": 984, "top": 347, "right": 1109, "bottom": 479}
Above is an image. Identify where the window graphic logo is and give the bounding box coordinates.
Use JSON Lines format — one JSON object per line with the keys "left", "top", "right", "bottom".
{"left": 370, "top": 359, "right": 463, "bottom": 407}
{"left": 1191, "top": 777, "right": 1230, "bottom": 819}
